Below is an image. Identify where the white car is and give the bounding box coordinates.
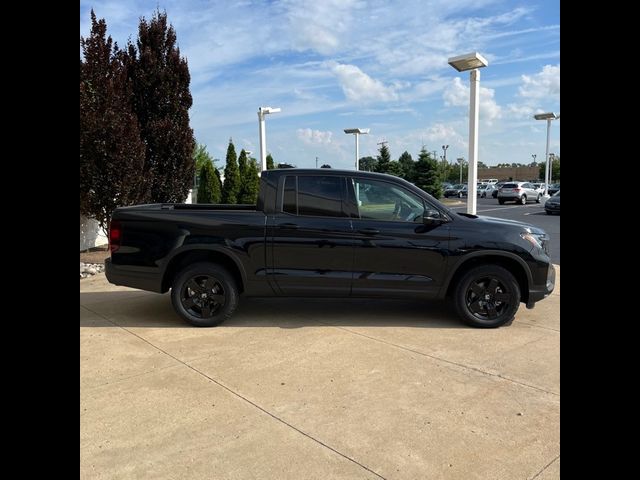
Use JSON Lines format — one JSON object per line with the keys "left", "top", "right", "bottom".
{"left": 478, "top": 184, "right": 497, "bottom": 198}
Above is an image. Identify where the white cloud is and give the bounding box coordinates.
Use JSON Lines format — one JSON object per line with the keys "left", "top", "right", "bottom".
{"left": 443, "top": 77, "right": 502, "bottom": 124}
{"left": 285, "top": 0, "right": 359, "bottom": 55}
{"left": 421, "top": 124, "right": 466, "bottom": 150}
{"left": 297, "top": 128, "right": 333, "bottom": 145}
{"left": 327, "top": 61, "right": 399, "bottom": 103}
{"left": 505, "top": 64, "right": 560, "bottom": 119}
{"left": 518, "top": 64, "right": 560, "bottom": 99}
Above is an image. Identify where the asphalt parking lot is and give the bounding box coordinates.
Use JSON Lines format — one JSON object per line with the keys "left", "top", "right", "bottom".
{"left": 80, "top": 267, "right": 560, "bottom": 479}
{"left": 447, "top": 196, "right": 560, "bottom": 264}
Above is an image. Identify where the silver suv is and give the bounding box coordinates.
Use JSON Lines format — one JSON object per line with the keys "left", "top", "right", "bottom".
{"left": 497, "top": 182, "right": 542, "bottom": 205}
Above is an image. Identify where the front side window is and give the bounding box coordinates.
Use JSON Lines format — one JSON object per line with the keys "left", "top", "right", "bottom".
{"left": 352, "top": 178, "right": 425, "bottom": 222}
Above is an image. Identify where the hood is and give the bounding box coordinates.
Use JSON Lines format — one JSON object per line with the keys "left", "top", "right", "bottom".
{"left": 458, "top": 213, "right": 545, "bottom": 234}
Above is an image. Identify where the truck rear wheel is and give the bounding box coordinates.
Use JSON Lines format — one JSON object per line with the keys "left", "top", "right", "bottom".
{"left": 452, "top": 265, "right": 521, "bottom": 328}
{"left": 171, "top": 262, "right": 238, "bottom": 327}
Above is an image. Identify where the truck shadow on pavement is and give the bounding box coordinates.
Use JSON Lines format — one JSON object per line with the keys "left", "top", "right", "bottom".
{"left": 80, "top": 290, "right": 467, "bottom": 329}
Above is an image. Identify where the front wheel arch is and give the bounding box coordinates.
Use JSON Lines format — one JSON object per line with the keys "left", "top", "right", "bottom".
{"left": 443, "top": 254, "right": 530, "bottom": 305}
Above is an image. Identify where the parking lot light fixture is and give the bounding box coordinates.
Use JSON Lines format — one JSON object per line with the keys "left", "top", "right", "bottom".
{"left": 534, "top": 112, "right": 559, "bottom": 196}
{"left": 344, "top": 128, "right": 370, "bottom": 170}
{"left": 258, "top": 107, "right": 281, "bottom": 172}
{"left": 448, "top": 52, "right": 488, "bottom": 215}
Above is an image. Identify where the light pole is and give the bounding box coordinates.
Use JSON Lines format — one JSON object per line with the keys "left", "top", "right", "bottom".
{"left": 344, "top": 128, "right": 370, "bottom": 170}
{"left": 441, "top": 144, "right": 449, "bottom": 180}
{"left": 548, "top": 153, "right": 555, "bottom": 184}
{"left": 457, "top": 158, "right": 464, "bottom": 184}
{"left": 531, "top": 154, "right": 537, "bottom": 166}
{"left": 448, "top": 52, "right": 488, "bottom": 215}
{"left": 258, "top": 106, "right": 281, "bottom": 172}
{"left": 534, "top": 112, "right": 559, "bottom": 196}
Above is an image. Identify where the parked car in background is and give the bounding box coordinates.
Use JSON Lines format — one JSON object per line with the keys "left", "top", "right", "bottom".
{"left": 497, "top": 182, "right": 542, "bottom": 205}
{"left": 492, "top": 182, "right": 506, "bottom": 198}
{"left": 478, "top": 184, "right": 496, "bottom": 198}
{"left": 548, "top": 184, "right": 560, "bottom": 196}
{"left": 531, "top": 183, "right": 546, "bottom": 195}
{"left": 544, "top": 190, "right": 560, "bottom": 214}
{"left": 444, "top": 184, "right": 468, "bottom": 198}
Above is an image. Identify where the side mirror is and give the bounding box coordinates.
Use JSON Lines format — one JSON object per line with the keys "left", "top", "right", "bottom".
{"left": 423, "top": 209, "right": 445, "bottom": 225}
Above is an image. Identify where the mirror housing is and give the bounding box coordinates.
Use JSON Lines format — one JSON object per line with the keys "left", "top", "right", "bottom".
{"left": 423, "top": 209, "right": 445, "bottom": 225}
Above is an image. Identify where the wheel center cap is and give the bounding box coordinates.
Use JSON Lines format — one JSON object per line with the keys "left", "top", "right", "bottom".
{"left": 484, "top": 294, "right": 491, "bottom": 300}
{"left": 201, "top": 293, "right": 207, "bottom": 299}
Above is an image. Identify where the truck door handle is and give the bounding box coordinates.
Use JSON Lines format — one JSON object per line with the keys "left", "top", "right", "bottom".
{"left": 358, "top": 228, "right": 380, "bottom": 235}
{"left": 278, "top": 223, "right": 299, "bottom": 229}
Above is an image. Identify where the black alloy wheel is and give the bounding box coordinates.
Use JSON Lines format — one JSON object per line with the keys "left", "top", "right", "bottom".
{"left": 171, "top": 262, "right": 238, "bottom": 327}
{"left": 453, "top": 265, "right": 520, "bottom": 328}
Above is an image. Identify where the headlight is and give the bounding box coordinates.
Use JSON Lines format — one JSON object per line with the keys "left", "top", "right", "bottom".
{"left": 520, "top": 231, "right": 549, "bottom": 253}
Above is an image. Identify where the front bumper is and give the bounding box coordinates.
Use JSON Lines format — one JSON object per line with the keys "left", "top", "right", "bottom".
{"left": 526, "top": 263, "right": 556, "bottom": 308}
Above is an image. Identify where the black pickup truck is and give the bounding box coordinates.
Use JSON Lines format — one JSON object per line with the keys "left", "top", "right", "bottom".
{"left": 106, "top": 169, "right": 555, "bottom": 328}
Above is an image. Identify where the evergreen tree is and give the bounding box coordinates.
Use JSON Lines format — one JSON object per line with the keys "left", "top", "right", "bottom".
{"left": 221, "top": 140, "right": 240, "bottom": 203}
{"left": 414, "top": 148, "right": 443, "bottom": 198}
{"left": 398, "top": 151, "right": 415, "bottom": 182}
{"left": 375, "top": 144, "right": 392, "bottom": 173}
{"left": 266, "top": 153, "right": 275, "bottom": 170}
{"left": 358, "top": 156, "right": 377, "bottom": 172}
{"left": 386, "top": 161, "right": 404, "bottom": 178}
{"left": 126, "top": 10, "right": 195, "bottom": 203}
{"left": 197, "top": 160, "right": 220, "bottom": 203}
{"left": 80, "top": 10, "right": 146, "bottom": 232}
{"left": 237, "top": 149, "right": 259, "bottom": 204}
{"left": 241, "top": 158, "right": 260, "bottom": 204}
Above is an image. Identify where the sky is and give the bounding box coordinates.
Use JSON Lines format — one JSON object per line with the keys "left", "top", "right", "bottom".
{"left": 79, "top": 0, "right": 560, "bottom": 170}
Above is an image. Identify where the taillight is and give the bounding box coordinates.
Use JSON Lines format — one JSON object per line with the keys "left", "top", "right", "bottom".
{"left": 514, "top": 188, "right": 521, "bottom": 192}
{"left": 109, "top": 220, "right": 122, "bottom": 254}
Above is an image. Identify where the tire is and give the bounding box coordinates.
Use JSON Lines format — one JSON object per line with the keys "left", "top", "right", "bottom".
{"left": 170, "top": 262, "right": 239, "bottom": 327}
{"left": 546, "top": 210, "right": 552, "bottom": 215}
{"left": 536, "top": 194, "right": 541, "bottom": 203}
{"left": 453, "top": 265, "right": 521, "bottom": 328}
{"left": 498, "top": 199, "right": 505, "bottom": 205}
{"left": 520, "top": 195, "right": 527, "bottom": 205}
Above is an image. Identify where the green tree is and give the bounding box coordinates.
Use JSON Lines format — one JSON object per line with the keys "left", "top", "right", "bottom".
{"left": 125, "top": 10, "right": 195, "bottom": 203}
{"left": 266, "top": 153, "right": 275, "bottom": 170}
{"left": 539, "top": 156, "right": 560, "bottom": 182}
{"left": 243, "top": 159, "right": 260, "bottom": 204}
{"left": 221, "top": 140, "right": 240, "bottom": 203}
{"left": 386, "top": 161, "right": 404, "bottom": 178}
{"left": 358, "top": 156, "right": 377, "bottom": 172}
{"left": 80, "top": 10, "right": 146, "bottom": 232}
{"left": 375, "top": 144, "right": 392, "bottom": 173}
{"left": 194, "top": 144, "right": 215, "bottom": 172}
{"left": 414, "top": 148, "right": 442, "bottom": 198}
{"left": 197, "top": 160, "right": 221, "bottom": 203}
{"left": 398, "top": 151, "right": 415, "bottom": 182}
{"left": 237, "top": 149, "right": 260, "bottom": 204}
{"left": 477, "top": 161, "right": 488, "bottom": 169}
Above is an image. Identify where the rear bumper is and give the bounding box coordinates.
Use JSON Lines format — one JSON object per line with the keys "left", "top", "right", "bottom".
{"left": 105, "top": 258, "right": 163, "bottom": 293}
{"left": 526, "top": 264, "right": 556, "bottom": 308}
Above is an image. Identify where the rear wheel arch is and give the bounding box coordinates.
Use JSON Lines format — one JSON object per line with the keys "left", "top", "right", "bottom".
{"left": 161, "top": 248, "right": 245, "bottom": 294}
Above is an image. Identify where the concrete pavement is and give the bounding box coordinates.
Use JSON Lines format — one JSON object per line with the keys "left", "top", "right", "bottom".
{"left": 81, "top": 267, "right": 560, "bottom": 479}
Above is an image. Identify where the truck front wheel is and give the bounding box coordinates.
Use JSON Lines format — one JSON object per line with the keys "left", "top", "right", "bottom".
{"left": 171, "top": 262, "right": 238, "bottom": 327}
{"left": 452, "top": 265, "right": 521, "bottom": 328}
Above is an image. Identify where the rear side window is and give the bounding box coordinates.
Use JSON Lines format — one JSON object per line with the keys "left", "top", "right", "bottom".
{"left": 281, "top": 175, "right": 346, "bottom": 217}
